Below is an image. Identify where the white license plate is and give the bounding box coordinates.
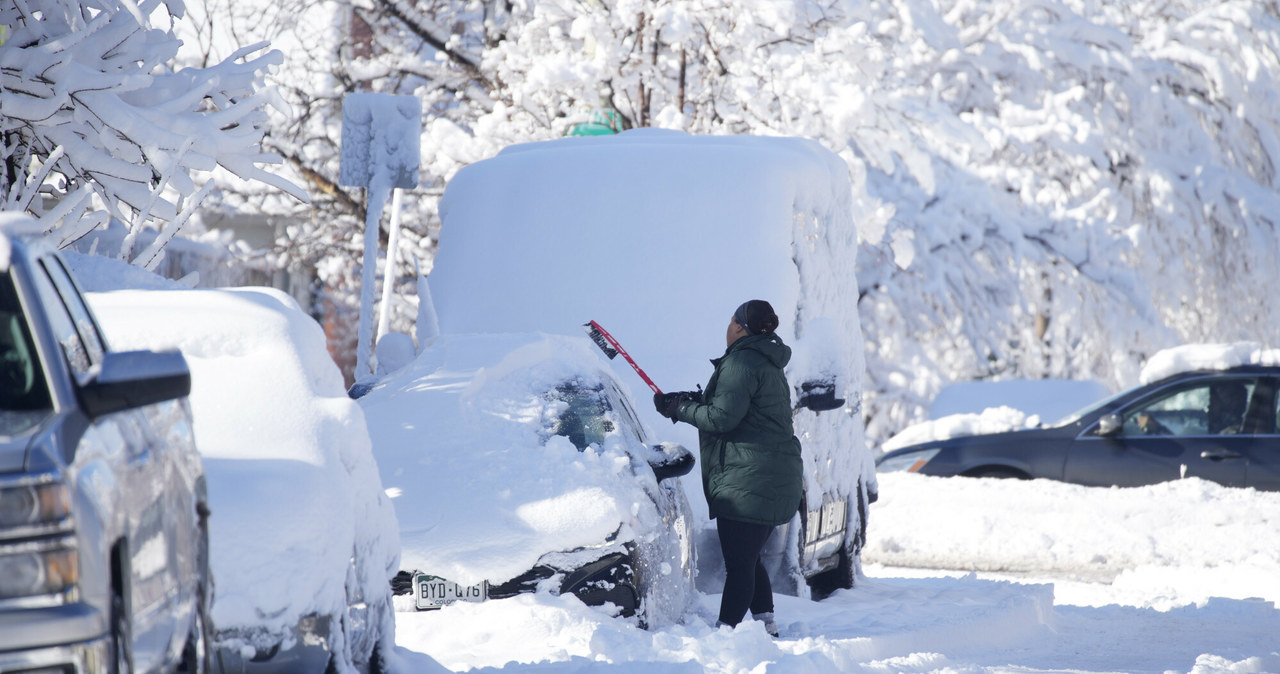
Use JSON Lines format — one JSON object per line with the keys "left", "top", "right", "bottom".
{"left": 413, "top": 574, "right": 488, "bottom": 610}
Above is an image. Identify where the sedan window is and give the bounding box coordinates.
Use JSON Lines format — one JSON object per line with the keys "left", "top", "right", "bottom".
{"left": 1119, "top": 379, "right": 1258, "bottom": 437}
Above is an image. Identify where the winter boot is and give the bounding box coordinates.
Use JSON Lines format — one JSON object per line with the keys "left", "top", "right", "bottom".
{"left": 753, "top": 611, "right": 779, "bottom": 638}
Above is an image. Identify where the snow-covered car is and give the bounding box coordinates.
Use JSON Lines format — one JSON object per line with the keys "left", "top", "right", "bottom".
{"left": 879, "top": 358, "right": 1280, "bottom": 491}
{"left": 0, "top": 218, "right": 210, "bottom": 674}
{"left": 79, "top": 276, "right": 401, "bottom": 673}
{"left": 357, "top": 332, "right": 698, "bottom": 628}
{"left": 428, "top": 130, "right": 876, "bottom": 598}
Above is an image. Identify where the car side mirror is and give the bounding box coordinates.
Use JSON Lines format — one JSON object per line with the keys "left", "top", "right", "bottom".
{"left": 797, "top": 378, "right": 845, "bottom": 413}
{"left": 647, "top": 442, "right": 694, "bottom": 481}
{"left": 1097, "top": 413, "right": 1122, "bottom": 437}
{"left": 78, "top": 350, "right": 191, "bottom": 419}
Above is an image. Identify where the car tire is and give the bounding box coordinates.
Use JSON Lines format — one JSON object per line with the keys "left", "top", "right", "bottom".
{"left": 369, "top": 640, "right": 389, "bottom": 674}
{"left": 966, "top": 467, "right": 1030, "bottom": 479}
{"left": 808, "top": 489, "right": 865, "bottom": 600}
{"left": 178, "top": 513, "right": 214, "bottom": 674}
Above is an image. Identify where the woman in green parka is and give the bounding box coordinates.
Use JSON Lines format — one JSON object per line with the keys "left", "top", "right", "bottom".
{"left": 653, "top": 300, "right": 803, "bottom": 636}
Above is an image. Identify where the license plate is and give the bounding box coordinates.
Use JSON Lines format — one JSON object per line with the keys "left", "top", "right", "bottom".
{"left": 413, "top": 573, "right": 487, "bottom": 610}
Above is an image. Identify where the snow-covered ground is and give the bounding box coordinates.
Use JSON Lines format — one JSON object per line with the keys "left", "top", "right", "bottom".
{"left": 389, "top": 472, "right": 1280, "bottom": 673}
{"left": 55, "top": 231, "right": 1280, "bottom": 674}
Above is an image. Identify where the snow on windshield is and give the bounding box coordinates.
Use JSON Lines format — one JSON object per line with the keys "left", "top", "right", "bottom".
{"left": 358, "top": 332, "right": 666, "bottom": 587}
{"left": 75, "top": 265, "right": 399, "bottom": 639}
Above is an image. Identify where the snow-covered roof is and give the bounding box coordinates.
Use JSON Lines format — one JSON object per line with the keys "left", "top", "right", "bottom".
{"left": 1140, "top": 342, "right": 1280, "bottom": 385}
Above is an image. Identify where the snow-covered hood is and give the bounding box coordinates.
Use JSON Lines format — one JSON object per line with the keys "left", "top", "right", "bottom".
{"left": 359, "top": 332, "right": 657, "bottom": 586}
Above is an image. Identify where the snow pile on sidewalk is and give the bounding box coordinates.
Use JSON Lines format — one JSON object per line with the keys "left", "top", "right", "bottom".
{"left": 865, "top": 473, "right": 1280, "bottom": 598}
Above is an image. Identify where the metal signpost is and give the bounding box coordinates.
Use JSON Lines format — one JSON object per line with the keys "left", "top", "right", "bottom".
{"left": 339, "top": 93, "right": 421, "bottom": 379}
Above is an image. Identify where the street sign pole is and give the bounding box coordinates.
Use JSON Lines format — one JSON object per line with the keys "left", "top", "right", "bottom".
{"left": 339, "top": 93, "right": 421, "bottom": 380}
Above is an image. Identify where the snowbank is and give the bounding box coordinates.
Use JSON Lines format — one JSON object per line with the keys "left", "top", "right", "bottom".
{"left": 865, "top": 473, "right": 1280, "bottom": 595}
{"left": 393, "top": 470, "right": 1280, "bottom": 673}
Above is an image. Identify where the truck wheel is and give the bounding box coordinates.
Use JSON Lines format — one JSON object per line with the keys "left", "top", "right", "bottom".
{"left": 111, "top": 584, "right": 132, "bottom": 674}
{"left": 178, "top": 518, "right": 214, "bottom": 673}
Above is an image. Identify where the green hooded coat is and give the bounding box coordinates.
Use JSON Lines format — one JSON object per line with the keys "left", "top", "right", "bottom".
{"left": 674, "top": 333, "right": 804, "bottom": 526}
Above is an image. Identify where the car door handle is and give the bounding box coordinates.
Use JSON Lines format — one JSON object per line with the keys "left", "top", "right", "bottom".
{"left": 1200, "top": 449, "right": 1243, "bottom": 460}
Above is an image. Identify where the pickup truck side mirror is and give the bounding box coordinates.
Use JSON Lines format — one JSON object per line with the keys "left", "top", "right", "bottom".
{"left": 797, "top": 378, "right": 845, "bottom": 413}
{"left": 78, "top": 350, "right": 191, "bottom": 419}
{"left": 647, "top": 442, "right": 695, "bottom": 481}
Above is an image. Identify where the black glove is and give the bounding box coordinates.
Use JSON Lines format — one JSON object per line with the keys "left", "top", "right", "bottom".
{"left": 654, "top": 390, "right": 701, "bottom": 423}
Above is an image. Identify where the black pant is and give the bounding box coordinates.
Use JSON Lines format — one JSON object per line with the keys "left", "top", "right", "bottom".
{"left": 716, "top": 517, "right": 775, "bottom": 626}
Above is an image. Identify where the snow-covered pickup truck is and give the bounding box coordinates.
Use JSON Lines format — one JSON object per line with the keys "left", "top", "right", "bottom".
{"left": 0, "top": 216, "right": 210, "bottom": 673}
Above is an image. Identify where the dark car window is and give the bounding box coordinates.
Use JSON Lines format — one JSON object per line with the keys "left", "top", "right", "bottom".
{"left": 1270, "top": 382, "right": 1280, "bottom": 435}
{"left": 1120, "top": 378, "right": 1258, "bottom": 437}
{"left": 0, "top": 271, "right": 52, "bottom": 428}
{"left": 546, "top": 381, "right": 616, "bottom": 451}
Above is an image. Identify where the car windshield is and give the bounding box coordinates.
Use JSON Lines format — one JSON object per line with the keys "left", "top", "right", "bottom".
{"left": 1051, "top": 387, "right": 1129, "bottom": 427}
{"left": 544, "top": 380, "right": 617, "bottom": 451}
{"left": 0, "top": 271, "right": 52, "bottom": 437}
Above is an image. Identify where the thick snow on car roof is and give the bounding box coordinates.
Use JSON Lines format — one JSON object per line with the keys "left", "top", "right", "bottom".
{"left": 1140, "top": 342, "right": 1280, "bottom": 385}
{"left": 358, "top": 332, "right": 668, "bottom": 586}
{"left": 432, "top": 129, "right": 819, "bottom": 375}
{"left": 80, "top": 280, "right": 399, "bottom": 641}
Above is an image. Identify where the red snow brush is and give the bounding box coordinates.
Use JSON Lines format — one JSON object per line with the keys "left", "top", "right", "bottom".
{"left": 583, "top": 320, "right": 662, "bottom": 395}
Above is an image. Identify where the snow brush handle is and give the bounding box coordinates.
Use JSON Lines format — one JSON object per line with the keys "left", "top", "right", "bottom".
{"left": 583, "top": 320, "right": 663, "bottom": 395}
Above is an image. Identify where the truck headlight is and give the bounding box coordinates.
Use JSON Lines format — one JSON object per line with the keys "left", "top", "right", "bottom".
{"left": 0, "top": 480, "right": 71, "bottom": 528}
{"left": 877, "top": 448, "right": 941, "bottom": 473}
{"left": 0, "top": 538, "right": 78, "bottom": 598}
{"left": 0, "top": 477, "right": 77, "bottom": 600}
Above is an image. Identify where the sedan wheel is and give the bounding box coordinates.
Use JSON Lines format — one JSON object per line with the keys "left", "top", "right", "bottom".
{"left": 966, "top": 467, "right": 1030, "bottom": 479}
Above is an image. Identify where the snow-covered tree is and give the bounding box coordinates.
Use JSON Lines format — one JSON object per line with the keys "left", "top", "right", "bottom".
{"left": 851, "top": 0, "right": 1280, "bottom": 440}
{"left": 0, "top": 0, "right": 305, "bottom": 266}
{"left": 176, "top": 0, "right": 1280, "bottom": 444}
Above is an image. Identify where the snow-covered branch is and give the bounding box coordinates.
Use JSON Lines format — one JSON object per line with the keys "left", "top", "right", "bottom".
{"left": 0, "top": 0, "right": 306, "bottom": 258}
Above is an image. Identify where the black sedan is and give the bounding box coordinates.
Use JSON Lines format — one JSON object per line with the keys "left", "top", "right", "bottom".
{"left": 877, "top": 366, "right": 1280, "bottom": 491}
